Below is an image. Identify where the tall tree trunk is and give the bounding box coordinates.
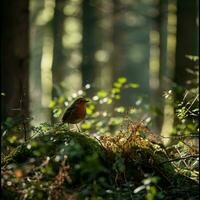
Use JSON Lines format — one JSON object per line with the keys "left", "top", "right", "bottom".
{"left": 1, "top": 0, "right": 29, "bottom": 123}
{"left": 52, "top": 0, "right": 66, "bottom": 98}
{"left": 173, "top": 0, "right": 198, "bottom": 131}
{"left": 81, "top": 0, "right": 99, "bottom": 91}
{"left": 111, "top": 0, "right": 123, "bottom": 81}
{"left": 156, "top": 0, "right": 168, "bottom": 132}
{"left": 175, "top": 0, "right": 198, "bottom": 99}
{"left": 30, "top": 0, "right": 45, "bottom": 125}
{"left": 51, "top": 0, "right": 66, "bottom": 123}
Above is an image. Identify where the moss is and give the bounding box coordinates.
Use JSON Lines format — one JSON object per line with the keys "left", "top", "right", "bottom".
{"left": 2, "top": 143, "right": 33, "bottom": 166}
{"left": 1, "top": 126, "right": 199, "bottom": 200}
{"left": 2, "top": 187, "right": 20, "bottom": 200}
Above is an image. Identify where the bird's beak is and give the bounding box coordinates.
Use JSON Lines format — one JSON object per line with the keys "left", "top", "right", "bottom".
{"left": 85, "top": 99, "right": 90, "bottom": 103}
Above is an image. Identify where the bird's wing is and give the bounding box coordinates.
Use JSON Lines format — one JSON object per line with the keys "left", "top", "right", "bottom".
{"left": 61, "top": 102, "right": 78, "bottom": 122}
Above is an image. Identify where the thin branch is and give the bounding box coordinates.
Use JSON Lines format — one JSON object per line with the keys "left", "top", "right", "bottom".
{"left": 175, "top": 147, "right": 189, "bottom": 168}
{"left": 93, "top": 136, "right": 107, "bottom": 152}
{"left": 185, "top": 93, "right": 199, "bottom": 114}
{"left": 159, "top": 154, "right": 199, "bottom": 165}
{"left": 160, "top": 135, "right": 199, "bottom": 139}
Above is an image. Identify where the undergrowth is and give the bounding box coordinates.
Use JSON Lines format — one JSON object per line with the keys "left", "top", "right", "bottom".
{"left": 1, "top": 120, "right": 199, "bottom": 200}
{"left": 1, "top": 56, "right": 199, "bottom": 199}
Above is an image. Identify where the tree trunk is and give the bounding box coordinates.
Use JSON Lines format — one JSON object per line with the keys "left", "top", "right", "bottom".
{"left": 1, "top": 0, "right": 29, "bottom": 123}
{"left": 112, "top": 0, "right": 122, "bottom": 81}
{"left": 174, "top": 0, "right": 198, "bottom": 99}
{"left": 81, "top": 0, "right": 99, "bottom": 90}
{"left": 156, "top": 0, "right": 168, "bottom": 132}
{"left": 51, "top": 0, "right": 66, "bottom": 98}
{"left": 30, "top": 0, "right": 45, "bottom": 125}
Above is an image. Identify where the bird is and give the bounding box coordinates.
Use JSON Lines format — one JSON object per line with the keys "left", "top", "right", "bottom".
{"left": 61, "top": 97, "right": 89, "bottom": 132}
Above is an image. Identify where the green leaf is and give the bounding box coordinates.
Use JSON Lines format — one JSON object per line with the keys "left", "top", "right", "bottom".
{"left": 112, "top": 88, "right": 120, "bottom": 94}
{"left": 81, "top": 122, "right": 92, "bottom": 129}
{"left": 58, "top": 96, "right": 65, "bottom": 104}
{"left": 49, "top": 100, "right": 56, "bottom": 108}
{"left": 96, "top": 121, "right": 103, "bottom": 128}
{"left": 1, "top": 92, "right": 5, "bottom": 96}
{"left": 107, "top": 98, "right": 112, "bottom": 104}
{"left": 114, "top": 94, "right": 121, "bottom": 100}
{"left": 53, "top": 108, "right": 62, "bottom": 118}
{"left": 185, "top": 55, "right": 199, "bottom": 61}
{"left": 86, "top": 104, "right": 95, "bottom": 115}
{"left": 7, "top": 135, "right": 17, "bottom": 144}
{"left": 117, "top": 77, "right": 127, "bottom": 84}
{"left": 129, "top": 83, "right": 140, "bottom": 89}
{"left": 129, "top": 107, "right": 136, "bottom": 114}
{"left": 97, "top": 90, "right": 108, "bottom": 98}
{"left": 109, "top": 117, "right": 123, "bottom": 125}
{"left": 114, "top": 82, "right": 122, "bottom": 88}
{"left": 115, "top": 106, "right": 125, "bottom": 113}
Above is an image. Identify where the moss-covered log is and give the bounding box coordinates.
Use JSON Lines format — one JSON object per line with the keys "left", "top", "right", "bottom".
{"left": 1, "top": 126, "right": 199, "bottom": 200}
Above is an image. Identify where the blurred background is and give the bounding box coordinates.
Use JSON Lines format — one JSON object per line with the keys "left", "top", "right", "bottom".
{"left": 1, "top": 0, "right": 199, "bottom": 138}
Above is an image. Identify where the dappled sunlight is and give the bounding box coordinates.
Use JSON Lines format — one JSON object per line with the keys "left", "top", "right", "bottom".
{"left": 41, "top": 34, "right": 53, "bottom": 108}
{"left": 160, "top": 0, "right": 177, "bottom": 138}
{"left": 2, "top": 0, "right": 199, "bottom": 198}
{"left": 35, "top": 0, "right": 55, "bottom": 26}
{"left": 29, "top": 0, "right": 55, "bottom": 126}
{"left": 63, "top": 0, "right": 81, "bottom": 16}
{"left": 160, "top": 99, "right": 174, "bottom": 145}
{"left": 95, "top": 49, "right": 110, "bottom": 63}
{"left": 67, "top": 51, "right": 82, "bottom": 69}
{"left": 167, "top": 0, "right": 177, "bottom": 71}
{"left": 149, "top": 30, "right": 160, "bottom": 91}
{"left": 63, "top": 18, "right": 82, "bottom": 48}
{"left": 62, "top": 73, "right": 82, "bottom": 96}
{"left": 128, "top": 45, "right": 146, "bottom": 63}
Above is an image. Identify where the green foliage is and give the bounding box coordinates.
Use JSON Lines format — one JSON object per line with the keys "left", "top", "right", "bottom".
{"left": 48, "top": 76, "right": 161, "bottom": 137}
{"left": 1, "top": 58, "right": 199, "bottom": 200}
{"left": 134, "top": 176, "right": 164, "bottom": 200}
{"left": 1, "top": 123, "right": 199, "bottom": 200}
{"left": 49, "top": 77, "right": 150, "bottom": 135}
{"left": 168, "top": 56, "right": 199, "bottom": 138}
{"left": 185, "top": 55, "right": 199, "bottom": 62}
{"left": 157, "top": 57, "right": 199, "bottom": 187}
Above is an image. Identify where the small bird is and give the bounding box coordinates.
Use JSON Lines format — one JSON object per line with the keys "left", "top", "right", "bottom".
{"left": 61, "top": 97, "right": 89, "bottom": 131}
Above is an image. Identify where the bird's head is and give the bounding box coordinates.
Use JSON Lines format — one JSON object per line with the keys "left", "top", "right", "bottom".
{"left": 75, "top": 97, "right": 89, "bottom": 105}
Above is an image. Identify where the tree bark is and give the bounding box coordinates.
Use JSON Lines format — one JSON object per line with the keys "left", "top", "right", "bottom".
{"left": 81, "top": 0, "right": 99, "bottom": 90}
{"left": 1, "top": 0, "right": 29, "bottom": 122}
{"left": 175, "top": 0, "right": 198, "bottom": 99}
{"left": 30, "top": 0, "right": 45, "bottom": 125}
{"left": 51, "top": 0, "right": 66, "bottom": 98}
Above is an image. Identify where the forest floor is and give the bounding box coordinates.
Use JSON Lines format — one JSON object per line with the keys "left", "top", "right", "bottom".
{"left": 1, "top": 121, "right": 199, "bottom": 200}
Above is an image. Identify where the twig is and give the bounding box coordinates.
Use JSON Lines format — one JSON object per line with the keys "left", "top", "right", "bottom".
{"left": 181, "top": 140, "right": 198, "bottom": 152}
{"left": 93, "top": 136, "right": 107, "bottom": 152}
{"left": 184, "top": 93, "right": 199, "bottom": 115}
{"left": 23, "top": 120, "right": 27, "bottom": 142}
{"left": 160, "top": 135, "right": 199, "bottom": 139}
{"left": 159, "top": 154, "right": 199, "bottom": 165}
{"left": 175, "top": 147, "right": 189, "bottom": 168}
{"left": 19, "top": 81, "right": 28, "bottom": 142}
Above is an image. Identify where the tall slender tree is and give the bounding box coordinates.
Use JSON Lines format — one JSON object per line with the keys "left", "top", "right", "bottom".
{"left": 52, "top": 0, "right": 66, "bottom": 98}
{"left": 175, "top": 0, "right": 198, "bottom": 97}
{"left": 1, "top": 0, "right": 29, "bottom": 123}
{"left": 81, "top": 0, "right": 99, "bottom": 91}
{"left": 30, "top": 0, "right": 45, "bottom": 125}
{"left": 156, "top": 0, "right": 169, "bottom": 132}
{"left": 111, "top": 0, "right": 123, "bottom": 81}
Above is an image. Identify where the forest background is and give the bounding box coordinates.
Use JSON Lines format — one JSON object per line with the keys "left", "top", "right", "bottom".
{"left": 1, "top": 0, "right": 199, "bottom": 199}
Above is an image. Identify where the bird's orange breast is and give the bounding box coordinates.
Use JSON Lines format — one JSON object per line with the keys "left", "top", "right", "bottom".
{"left": 76, "top": 104, "right": 86, "bottom": 118}
{"left": 67, "top": 103, "right": 86, "bottom": 124}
